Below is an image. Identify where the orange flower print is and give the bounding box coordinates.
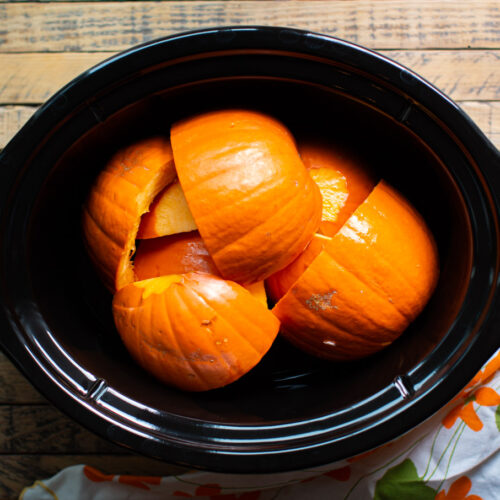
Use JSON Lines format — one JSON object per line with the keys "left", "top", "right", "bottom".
{"left": 474, "top": 386, "right": 500, "bottom": 406}
{"left": 83, "top": 466, "right": 161, "bottom": 490}
{"left": 435, "top": 476, "right": 482, "bottom": 500}
{"left": 118, "top": 475, "right": 161, "bottom": 490}
{"left": 450, "top": 351, "right": 500, "bottom": 404}
{"left": 443, "top": 386, "right": 500, "bottom": 431}
{"left": 83, "top": 466, "right": 114, "bottom": 483}
{"left": 443, "top": 401, "right": 483, "bottom": 431}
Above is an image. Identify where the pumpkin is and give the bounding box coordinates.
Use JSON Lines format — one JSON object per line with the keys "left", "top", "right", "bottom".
{"left": 134, "top": 231, "right": 268, "bottom": 306}
{"left": 112, "top": 273, "right": 280, "bottom": 391}
{"left": 82, "top": 137, "right": 176, "bottom": 292}
{"left": 272, "top": 181, "right": 439, "bottom": 360}
{"left": 170, "top": 110, "right": 323, "bottom": 284}
{"left": 299, "top": 140, "right": 377, "bottom": 237}
{"left": 137, "top": 178, "right": 197, "bottom": 239}
{"left": 265, "top": 233, "right": 328, "bottom": 303}
{"left": 266, "top": 140, "right": 376, "bottom": 302}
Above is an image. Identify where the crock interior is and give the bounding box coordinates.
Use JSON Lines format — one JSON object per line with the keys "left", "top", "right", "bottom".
{"left": 28, "top": 76, "right": 472, "bottom": 424}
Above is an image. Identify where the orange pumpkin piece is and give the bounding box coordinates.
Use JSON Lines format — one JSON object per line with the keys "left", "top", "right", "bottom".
{"left": 134, "top": 231, "right": 268, "bottom": 306}
{"left": 170, "top": 110, "right": 323, "bottom": 284}
{"left": 299, "top": 140, "right": 377, "bottom": 237}
{"left": 82, "top": 137, "right": 176, "bottom": 292}
{"left": 273, "top": 181, "right": 439, "bottom": 360}
{"left": 112, "top": 273, "right": 280, "bottom": 391}
{"left": 136, "top": 179, "right": 197, "bottom": 239}
{"left": 265, "top": 233, "right": 329, "bottom": 303}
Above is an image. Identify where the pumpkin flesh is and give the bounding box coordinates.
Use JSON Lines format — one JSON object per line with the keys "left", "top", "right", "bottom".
{"left": 134, "top": 231, "right": 268, "bottom": 306}
{"left": 137, "top": 179, "right": 197, "bottom": 239}
{"left": 299, "top": 140, "right": 377, "bottom": 237}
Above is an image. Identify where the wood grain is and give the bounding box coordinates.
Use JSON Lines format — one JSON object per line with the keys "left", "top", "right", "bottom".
{"left": 0, "top": 53, "right": 107, "bottom": 103}
{"left": 1, "top": 50, "right": 499, "bottom": 105}
{"left": 0, "top": 405, "right": 122, "bottom": 453}
{"left": 0, "top": 1, "right": 499, "bottom": 52}
{"left": 1, "top": 455, "right": 189, "bottom": 500}
{"left": 0, "top": 352, "right": 44, "bottom": 404}
{"left": 460, "top": 101, "right": 500, "bottom": 149}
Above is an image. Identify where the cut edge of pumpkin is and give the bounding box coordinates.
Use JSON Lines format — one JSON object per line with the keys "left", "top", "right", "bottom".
{"left": 83, "top": 144, "right": 176, "bottom": 293}
{"left": 133, "top": 275, "right": 184, "bottom": 299}
{"left": 272, "top": 179, "right": 438, "bottom": 359}
{"left": 116, "top": 168, "right": 177, "bottom": 291}
{"left": 270, "top": 182, "right": 379, "bottom": 306}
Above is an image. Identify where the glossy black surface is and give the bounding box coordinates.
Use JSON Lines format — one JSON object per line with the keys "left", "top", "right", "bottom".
{"left": 1, "top": 27, "right": 500, "bottom": 472}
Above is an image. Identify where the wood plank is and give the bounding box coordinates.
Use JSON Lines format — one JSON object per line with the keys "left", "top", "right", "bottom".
{"left": 0, "top": 50, "right": 499, "bottom": 106}
{"left": 388, "top": 50, "right": 500, "bottom": 102}
{"left": 0, "top": 405, "right": 123, "bottom": 453}
{"left": 0, "top": 1, "right": 499, "bottom": 52}
{"left": 0, "top": 352, "right": 45, "bottom": 404}
{"left": 1, "top": 455, "right": 190, "bottom": 500}
{"left": 0, "top": 53, "right": 107, "bottom": 104}
{"left": 460, "top": 101, "right": 500, "bottom": 150}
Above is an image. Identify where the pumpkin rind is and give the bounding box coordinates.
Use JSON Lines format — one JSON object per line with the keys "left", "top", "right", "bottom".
{"left": 112, "top": 273, "right": 280, "bottom": 391}
{"left": 273, "top": 181, "right": 439, "bottom": 360}
{"left": 265, "top": 233, "right": 327, "bottom": 303}
{"left": 170, "top": 110, "right": 323, "bottom": 284}
{"left": 82, "top": 137, "right": 176, "bottom": 292}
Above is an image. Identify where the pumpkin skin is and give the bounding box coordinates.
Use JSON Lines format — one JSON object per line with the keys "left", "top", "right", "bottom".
{"left": 273, "top": 181, "right": 439, "bottom": 361}
{"left": 170, "top": 110, "right": 323, "bottom": 284}
{"left": 265, "top": 233, "right": 328, "bottom": 303}
{"left": 82, "top": 137, "right": 176, "bottom": 292}
{"left": 266, "top": 141, "right": 377, "bottom": 302}
{"left": 112, "top": 273, "right": 280, "bottom": 391}
{"left": 134, "top": 231, "right": 268, "bottom": 306}
{"left": 299, "top": 140, "right": 377, "bottom": 237}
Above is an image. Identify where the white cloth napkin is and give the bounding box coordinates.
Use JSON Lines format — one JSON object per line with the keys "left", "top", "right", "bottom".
{"left": 20, "top": 349, "right": 500, "bottom": 500}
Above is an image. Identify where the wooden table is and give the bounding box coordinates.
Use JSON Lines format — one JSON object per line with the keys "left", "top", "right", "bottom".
{"left": 0, "top": 1, "right": 499, "bottom": 498}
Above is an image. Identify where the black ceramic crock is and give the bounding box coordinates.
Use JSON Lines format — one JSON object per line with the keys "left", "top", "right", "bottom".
{"left": 1, "top": 27, "right": 500, "bottom": 473}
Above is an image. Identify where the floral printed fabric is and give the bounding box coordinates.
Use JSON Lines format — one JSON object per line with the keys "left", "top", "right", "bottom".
{"left": 20, "top": 350, "right": 500, "bottom": 500}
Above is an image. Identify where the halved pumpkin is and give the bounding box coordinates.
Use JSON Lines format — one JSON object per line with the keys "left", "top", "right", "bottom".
{"left": 113, "top": 273, "right": 280, "bottom": 391}
{"left": 82, "top": 137, "right": 176, "bottom": 292}
{"left": 170, "top": 110, "right": 323, "bottom": 284}
{"left": 273, "top": 181, "right": 439, "bottom": 360}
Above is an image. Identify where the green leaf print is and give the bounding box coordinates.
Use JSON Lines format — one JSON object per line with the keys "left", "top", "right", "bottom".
{"left": 496, "top": 405, "right": 500, "bottom": 432}
{"left": 374, "top": 459, "right": 436, "bottom": 500}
